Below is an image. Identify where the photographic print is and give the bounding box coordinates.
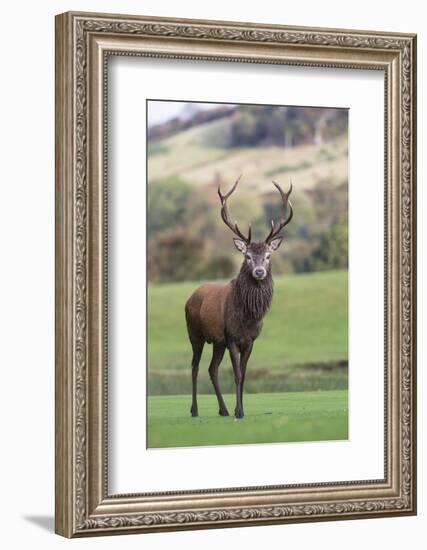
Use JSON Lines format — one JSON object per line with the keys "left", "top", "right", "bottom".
{"left": 147, "top": 99, "right": 349, "bottom": 448}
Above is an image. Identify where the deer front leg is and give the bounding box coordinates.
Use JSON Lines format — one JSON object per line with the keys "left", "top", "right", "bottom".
{"left": 239, "top": 341, "right": 253, "bottom": 412}
{"left": 228, "top": 342, "right": 244, "bottom": 418}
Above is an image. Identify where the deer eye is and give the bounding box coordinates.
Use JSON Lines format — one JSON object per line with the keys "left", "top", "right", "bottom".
{"left": 265, "top": 254, "right": 271, "bottom": 260}
{"left": 245, "top": 254, "right": 251, "bottom": 260}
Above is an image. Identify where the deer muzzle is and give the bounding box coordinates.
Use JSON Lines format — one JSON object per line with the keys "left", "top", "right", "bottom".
{"left": 253, "top": 267, "right": 267, "bottom": 280}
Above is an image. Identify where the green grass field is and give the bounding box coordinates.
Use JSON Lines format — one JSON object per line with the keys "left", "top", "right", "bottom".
{"left": 147, "top": 390, "right": 348, "bottom": 448}
{"left": 148, "top": 270, "right": 348, "bottom": 395}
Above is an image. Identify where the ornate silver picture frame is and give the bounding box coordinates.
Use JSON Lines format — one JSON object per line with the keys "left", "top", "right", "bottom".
{"left": 55, "top": 11, "right": 417, "bottom": 537}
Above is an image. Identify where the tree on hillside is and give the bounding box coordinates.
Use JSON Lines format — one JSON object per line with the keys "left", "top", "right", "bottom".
{"left": 311, "top": 214, "right": 348, "bottom": 271}
{"left": 309, "top": 180, "right": 348, "bottom": 229}
{"left": 147, "top": 178, "right": 192, "bottom": 236}
{"left": 198, "top": 255, "right": 235, "bottom": 280}
{"left": 229, "top": 110, "right": 259, "bottom": 147}
{"left": 228, "top": 105, "right": 348, "bottom": 149}
{"left": 148, "top": 230, "right": 205, "bottom": 283}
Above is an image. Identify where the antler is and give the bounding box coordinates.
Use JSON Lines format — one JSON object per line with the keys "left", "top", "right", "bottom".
{"left": 265, "top": 180, "right": 293, "bottom": 243}
{"left": 218, "top": 175, "right": 251, "bottom": 244}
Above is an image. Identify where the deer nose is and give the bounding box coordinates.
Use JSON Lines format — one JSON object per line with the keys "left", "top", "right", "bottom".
{"left": 253, "top": 267, "right": 266, "bottom": 279}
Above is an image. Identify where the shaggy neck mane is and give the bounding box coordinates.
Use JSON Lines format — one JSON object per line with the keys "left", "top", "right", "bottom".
{"left": 233, "top": 262, "right": 273, "bottom": 321}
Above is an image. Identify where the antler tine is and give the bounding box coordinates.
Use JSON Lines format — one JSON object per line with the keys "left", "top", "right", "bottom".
{"left": 218, "top": 174, "right": 242, "bottom": 203}
{"left": 247, "top": 224, "right": 252, "bottom": 243}
{"left": 265, "top": 180, "right": 294, "bottom": 243}
{"left": 217, "top": 175, "right": 251, "bottom": 244}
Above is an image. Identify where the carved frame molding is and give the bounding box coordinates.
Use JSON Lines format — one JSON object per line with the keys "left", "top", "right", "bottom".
{"left": 55, "top": 11, "right": 416, "bottom": 537}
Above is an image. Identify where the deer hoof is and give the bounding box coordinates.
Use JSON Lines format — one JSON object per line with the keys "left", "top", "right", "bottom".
{"left": 219, "top": 409, "right": 229, "bottom": 416}
{"left": 190, "top": 406, "right": 198, "bottom": 417}
{"left": 235, "top": 410, "right": 244, "bottom": 419}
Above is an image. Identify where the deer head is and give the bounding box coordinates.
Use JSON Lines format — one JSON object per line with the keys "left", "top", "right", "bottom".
{"left": 218, "top": 176, "right": 293, "bottom": 281}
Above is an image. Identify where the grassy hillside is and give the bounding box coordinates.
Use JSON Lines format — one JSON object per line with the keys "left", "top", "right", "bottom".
{"left": 148, "top": 270, "right": 348, "bottom": 395}
{"left": 148, "top": 116, "right": 348, "bottom": 192}
{"left": 147, "top": 390, "right": 348, "bottom": 448}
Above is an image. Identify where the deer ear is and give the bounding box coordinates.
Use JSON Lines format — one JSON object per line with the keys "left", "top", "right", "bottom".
{"left": 269, "top": 237, "right": 283, "bottom": 251}
{"left": 233, "top": 238, "right": 247, "bottom": 254}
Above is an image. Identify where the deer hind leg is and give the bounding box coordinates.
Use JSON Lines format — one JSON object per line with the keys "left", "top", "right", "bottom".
{"left": 189, "top": 336, "right": 204, "bottom": 417}
{"left": 208, "top": 343, "right": 228, "bottom": 416}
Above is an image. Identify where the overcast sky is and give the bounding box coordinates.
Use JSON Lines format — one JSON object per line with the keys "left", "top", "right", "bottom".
{"left": 147, "top": 101, "right": 226, "bottom": 127}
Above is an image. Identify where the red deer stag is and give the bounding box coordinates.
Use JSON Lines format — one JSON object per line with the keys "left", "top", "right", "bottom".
{"left": 185, "top": 176, "right": 293, "bottom": 418}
